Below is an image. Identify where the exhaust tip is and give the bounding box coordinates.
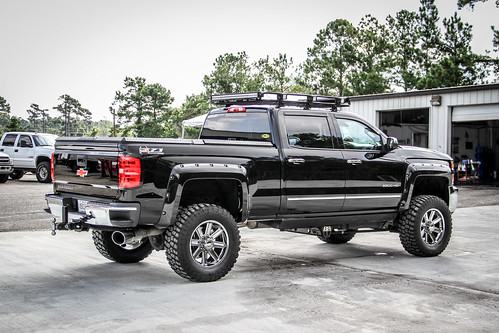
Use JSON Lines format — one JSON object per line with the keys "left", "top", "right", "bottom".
{"left": 111, "top": 231, "right": 126, "bottom": 246}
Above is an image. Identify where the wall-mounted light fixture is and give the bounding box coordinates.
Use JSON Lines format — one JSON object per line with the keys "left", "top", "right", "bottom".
{"left": 430, "top": 95, "right": 442, "bottom": 106}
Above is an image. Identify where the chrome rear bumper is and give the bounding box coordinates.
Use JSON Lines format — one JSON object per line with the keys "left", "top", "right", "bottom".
{"left": 45, "top": 194, "right": 140, "bottom": 227}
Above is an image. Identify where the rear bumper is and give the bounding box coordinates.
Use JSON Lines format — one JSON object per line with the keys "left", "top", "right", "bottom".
{"left": 45, "top": 193, "right": 140, "bottom": 228}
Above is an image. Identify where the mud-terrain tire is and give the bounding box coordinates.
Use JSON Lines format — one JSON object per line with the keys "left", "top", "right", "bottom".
{"left": 165, "top": 204, "right": 240, "bottom": 282}
{"left": 92, "top": 230, "right": 153, "bottom": 263}
{"left": 36, "top": 161, "right": 52, "bottom": 183}
{"left": 10, "top": 170, "right": 24, "bottom": 180}
{"left": 398, "top": 195, "right": 452, "bottom": 257}
{"left": 0, "top": 174, "right": 8, "bottom": 183}
{"left": 318, "top": 231, "right": 356, "bottom": 244}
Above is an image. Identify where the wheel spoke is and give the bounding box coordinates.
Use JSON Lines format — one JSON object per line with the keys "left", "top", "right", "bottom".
{"left": 209, "top": 249, "right": 220, "bottom": 262}
{"left": 211, "top": 228, "right": 224, "bottom": 239}
{"left": 195, "top": 228, "right": 204, "bottom": 239}
{"left": 192, "top": 247, "right": 202, "bottom": 260}
{"left": 204, "top": 222, "right": 213, "bottom": 236}
{"left": 213, "top": 241, "right": 226, "bottom": 249}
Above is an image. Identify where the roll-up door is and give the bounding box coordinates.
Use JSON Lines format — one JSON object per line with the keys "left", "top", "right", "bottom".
{"left": 452, "top": 104, "right": 499, "bottom": 122}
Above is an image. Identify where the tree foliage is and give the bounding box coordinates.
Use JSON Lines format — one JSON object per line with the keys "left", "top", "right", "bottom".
{"left": 53, "top": 94, "right": 92, "bottom": 136}
{"left": 304, "top": 19, "right": 358, "bottom": 96}
{"left": 114, "top": 77, "right": 174, "bottom": 137}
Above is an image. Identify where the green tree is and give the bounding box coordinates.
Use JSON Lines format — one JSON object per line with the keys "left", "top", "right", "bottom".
{"left": 304, "top": 19, "right": 358, "bottom": 96}
{"left": 387, "top": 10, "right": 422, "bottom": 90}
{"left": 420, "top": 12, "right": 489, "bottom": 88}
{"left": 254, "top": 54, "right": 296, "bottom": 92}
{"left": 349, "top": 15, "right": 392, "bottom": 95}
{"left": 5, "top": 116, "right": 26, "bottom": 132}
{"left": 0, "top": 96, "right": 10, "bottom": 135}
{"left": 53, "top": 94, "right": 92, "bottom": 136}
{"left": 114, "top": 77, "right": 174, "bottom": 137}
{"left": 202, "top": 52, "right": 262, "bottom": 95}
{"left": 417, "top": 0, "right": 442, "bottom": 81}
{"left": 457, "top": 0, "right": 498, "bottom": 9}
{"left": 26, "top": 103, "right": 42, "bottom": 132}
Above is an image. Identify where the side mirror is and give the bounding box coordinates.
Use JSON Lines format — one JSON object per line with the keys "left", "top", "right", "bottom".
{"left": 386, "top": 137, "right": 398, "bottom": 151}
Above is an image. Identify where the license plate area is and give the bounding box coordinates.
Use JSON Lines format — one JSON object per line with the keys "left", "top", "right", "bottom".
{"left": 78, "top": 200, "right": 88, "bottom": 213}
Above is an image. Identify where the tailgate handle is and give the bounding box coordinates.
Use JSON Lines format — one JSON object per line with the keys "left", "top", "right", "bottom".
{"left": 288, "top": 158, "right": 305, "bottom": 165}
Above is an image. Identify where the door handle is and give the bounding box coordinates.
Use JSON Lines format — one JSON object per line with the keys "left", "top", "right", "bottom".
{"left": 347, "top": 159, "right": 362, "bottom": 165}
{"left": 0, "top": 149, "right": 3, "bottom": 152}
{"left": 288, "top": 158, "right": 305, "bottom": 165}
{"left": 14, "top": 149, "right": 19, "bottom": 153}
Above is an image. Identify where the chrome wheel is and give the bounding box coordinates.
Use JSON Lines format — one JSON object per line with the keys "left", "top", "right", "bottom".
{"left": 190, "top": 220, "right": 229, "bottom": 267}
{"left": 420, "top": 208, "right": 445, "bottom": 246}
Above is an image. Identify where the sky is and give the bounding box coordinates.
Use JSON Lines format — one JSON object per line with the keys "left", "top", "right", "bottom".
{"left": 0, "top": 0, "right": 497, "bottom": 122}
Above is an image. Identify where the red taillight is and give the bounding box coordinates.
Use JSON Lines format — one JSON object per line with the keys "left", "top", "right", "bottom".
{"left": 51, "top": 152, "right": 55, "bottom": 181}
{"left": 119, "top": 156, "right": 141, "bottom": 189}
{"left": 228, "top": 107, "right": 246, "bottom": 113}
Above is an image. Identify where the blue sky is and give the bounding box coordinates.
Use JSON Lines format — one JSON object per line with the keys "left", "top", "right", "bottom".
{"left": 0, "top": 0, "right": 497, "bottom": 121}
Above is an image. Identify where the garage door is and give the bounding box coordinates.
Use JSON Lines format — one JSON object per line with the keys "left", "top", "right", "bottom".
{"left": 452, "top": 104, "right": 499, "bottom": 122}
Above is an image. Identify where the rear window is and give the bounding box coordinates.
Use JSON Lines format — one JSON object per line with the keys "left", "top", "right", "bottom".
{"left": 1, "top": 134, "right": 17, "bottom": 147}
{"left": 200, "top": 111, "right": 272, "bottom": 142}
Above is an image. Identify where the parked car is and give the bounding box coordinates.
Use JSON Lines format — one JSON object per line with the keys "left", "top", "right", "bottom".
{"left": 0, "top": 151, "right": 13, "bottom": 183}
{"left": 0, "top": 132, "right": 57, "bottom": 183}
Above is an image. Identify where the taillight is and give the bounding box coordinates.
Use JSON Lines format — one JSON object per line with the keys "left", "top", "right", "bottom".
{"left": 119, "top": 156, "right": 141, "bottom": 189}
{"left": 228, "top": 107, "right": 246, "bottom": 113}
{"left": 450, "top": 160, "right": 455, "bottom": 185}
{"left": 51, "top": 152, "right": 55, "bottom": 181}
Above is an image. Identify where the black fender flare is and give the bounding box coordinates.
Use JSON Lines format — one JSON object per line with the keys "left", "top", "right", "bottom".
{"left": 155, "top": 163, "right": 249, "bottom": 227}
{"left": 400, "top": 161, "right": 453, "bottom": 211}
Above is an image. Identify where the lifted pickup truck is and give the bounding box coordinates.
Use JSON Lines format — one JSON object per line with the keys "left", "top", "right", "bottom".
{"left": 45, "top": 92, "right": 458, "bottom": 282}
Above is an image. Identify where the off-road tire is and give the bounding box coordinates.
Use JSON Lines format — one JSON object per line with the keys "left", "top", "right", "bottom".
{"left": 36, "top": 161, "right": 52, "bottom": 183}
{"left": 318, "top": 231, "right": 356, "bottom": 244}
{"left": 398, "top": 195, "right": 452, "bottom": 257}
{"left": 0, "top": 174, "right": 8, "bottom": 183}
{"left": 92, "top": 230, "right": 153, "bottom": 263}
{"left": 10, "top": 170, "right": 24, "bottom": 180}
{"left": 165, "top": 204, "right": 240, "bottom": 282}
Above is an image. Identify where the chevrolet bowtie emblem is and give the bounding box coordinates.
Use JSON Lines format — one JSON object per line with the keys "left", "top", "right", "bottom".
{"left": 76, "top": 168, "right": 88, "bottom": 177}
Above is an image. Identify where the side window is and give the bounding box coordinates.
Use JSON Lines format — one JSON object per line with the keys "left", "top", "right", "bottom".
{"left": 337, "top": 118, "right": 382, "bottom": 150}
{"left": 1, "top": 134, "right": 17, "bottom": 147}
{"left": 285, "top": 115, "right": 333, "bottom": 149}
{"left": 17, "top": 135, "right": 33, "bottom": 148}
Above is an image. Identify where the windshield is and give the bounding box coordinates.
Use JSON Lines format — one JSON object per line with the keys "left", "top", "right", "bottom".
{"left": 33, "top": 135, "right": 56, "bottom": 146}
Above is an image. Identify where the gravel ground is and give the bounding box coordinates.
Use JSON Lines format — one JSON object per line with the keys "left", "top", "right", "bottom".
{"left": 457, "top": 185, "right": 499, "bottom": 208}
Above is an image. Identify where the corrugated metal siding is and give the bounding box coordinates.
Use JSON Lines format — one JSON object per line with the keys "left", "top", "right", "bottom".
{"left": 348, "top": 87, "right": 499, "bottom": 155}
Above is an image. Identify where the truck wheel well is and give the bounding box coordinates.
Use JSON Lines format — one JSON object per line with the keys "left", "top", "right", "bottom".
{"left": 36, "top": 156, "right": 51, "bottom": 166}
{"left": 179, "top": 179, "right": 243, "bottom": 222}
{"left": 412, "top": 176, "right": 449, "bottom": 205}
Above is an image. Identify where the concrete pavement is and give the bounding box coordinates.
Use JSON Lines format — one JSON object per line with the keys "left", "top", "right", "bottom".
{"left": 1, "top": 205, "right": 498, "bottom": 332}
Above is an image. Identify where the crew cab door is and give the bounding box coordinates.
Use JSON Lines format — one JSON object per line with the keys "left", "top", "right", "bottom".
{"left": 333, "top": 116, "right": 405, "bottom": 211}
{"left": 280, "top": 113, "right": 346, "bottom": 215}
{"left": 14, "top": 135, "right": 35, "bottom": 168}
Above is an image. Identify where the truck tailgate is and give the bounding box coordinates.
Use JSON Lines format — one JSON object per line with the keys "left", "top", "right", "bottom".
{"left": 53, "top": 137, "right": 122, "bottom": 198}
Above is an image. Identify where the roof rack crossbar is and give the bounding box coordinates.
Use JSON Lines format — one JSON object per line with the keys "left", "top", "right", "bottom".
{"left": 211, "top": 92, "right": 350, "bottom": 111}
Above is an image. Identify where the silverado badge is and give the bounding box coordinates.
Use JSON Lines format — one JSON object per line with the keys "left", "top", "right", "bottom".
{"left": 76, "top": 168, "right": 88, "bottom": 177}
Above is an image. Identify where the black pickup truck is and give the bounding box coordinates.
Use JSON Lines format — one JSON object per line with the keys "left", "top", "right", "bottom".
{"left": 45, "top": 92, "right": 458, "bottom": 282}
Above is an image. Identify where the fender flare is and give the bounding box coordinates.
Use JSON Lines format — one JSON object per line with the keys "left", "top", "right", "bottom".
{"left": 400, "top": 162, "right": 452, "bottom": 211}
{"left": 155, "top": 163, "right": 249, "bottom": 227}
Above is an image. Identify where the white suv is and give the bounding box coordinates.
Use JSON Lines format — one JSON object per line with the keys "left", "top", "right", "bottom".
{"left": 0, "top": 132, "right": 57, "bottom": 183}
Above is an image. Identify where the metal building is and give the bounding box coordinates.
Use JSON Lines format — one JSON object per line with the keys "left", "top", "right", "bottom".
{"left": 348, "top": 83, "right": 499, "bottom": 184}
